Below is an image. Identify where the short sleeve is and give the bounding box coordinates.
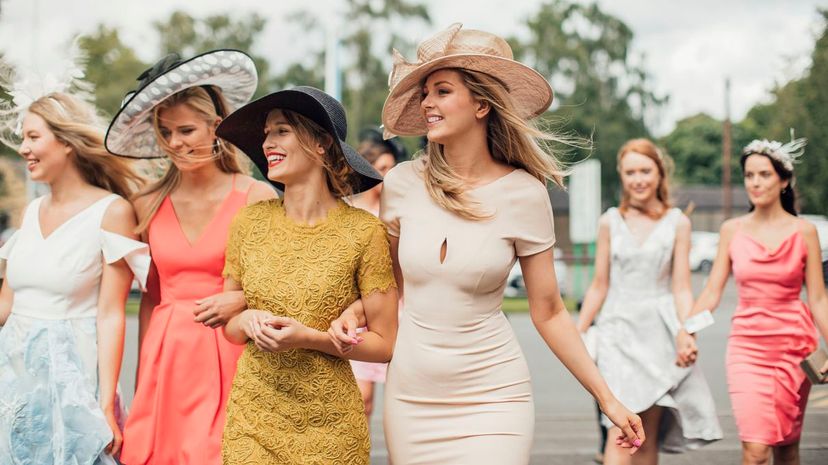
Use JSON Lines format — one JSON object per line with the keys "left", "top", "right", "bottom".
{"left": 379, "top": 163, "right": 407, "bottom": 237}
{"left": 100, "top": 230, "right": 151, "bottom": 291}
{"left": 357, "top": 220, "right": 397, "bottom": 297}
{"left": 514, "top": 182, "right": 556, "bottom": 257}
{"left": 223, "top": 207, "right": 249, "bottom": 283}
{"left": 0, "top": 231, "right": 19, "bottom": 261}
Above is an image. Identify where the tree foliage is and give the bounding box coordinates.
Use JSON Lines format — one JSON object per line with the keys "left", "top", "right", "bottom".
{"left": 509, "top": 0, "right": 665, "bottom": 203}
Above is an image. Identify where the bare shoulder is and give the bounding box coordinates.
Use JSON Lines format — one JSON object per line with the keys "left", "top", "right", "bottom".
{"left": 131, "top": 193, "right": 156, "bottom": 221}
{"left": 102, "top": 196, "right": 138, "bottom": 237}
{"left": 719, "top": 216, "right": 743, "bottom": 237}
{"left": 796, "top": 217, "right": 818, "bottom": 239}
{"left": 244, "top": 178, "right": 278, "bottom": 205}
{"left": 674, "top": 211, "right": 691, "bottom": 232}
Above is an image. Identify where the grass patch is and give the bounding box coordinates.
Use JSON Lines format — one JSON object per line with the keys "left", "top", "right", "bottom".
{"left": 502, "top": 297, "right": 579, "bottom": 314}
{"left": 126, "top": 297, "right": 140, "bottom": 316}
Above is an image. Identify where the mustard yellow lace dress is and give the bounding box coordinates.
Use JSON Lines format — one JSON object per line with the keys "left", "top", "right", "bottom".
{"left": 221, "top": 199, "right": 395, "bottom": 465}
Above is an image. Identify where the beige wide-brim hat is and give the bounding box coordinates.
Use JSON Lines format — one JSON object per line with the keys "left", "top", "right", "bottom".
{"left": 381, "top": 23, "right": 553, "bottom": 138}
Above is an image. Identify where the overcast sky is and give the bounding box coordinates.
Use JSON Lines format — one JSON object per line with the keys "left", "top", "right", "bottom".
{"left": 1, "top": 0, "right": 825, "bottom": 135}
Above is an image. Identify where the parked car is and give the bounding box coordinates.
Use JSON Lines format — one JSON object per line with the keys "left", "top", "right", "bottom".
{"left": 801, "top": 215, "right": 828, "bottom": 285}
{"left": 505, "top": 248, "right": 568, "bottom": 297}
{"left": 689, "top": 231, "right": 719, "bottom": 273}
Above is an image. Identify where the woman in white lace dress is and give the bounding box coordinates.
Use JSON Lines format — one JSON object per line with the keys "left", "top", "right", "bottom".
{"left": 0, "top": 93, "right": 148, "bottom": 465}
{"left": 577, "top": 139, "right": 721, "bottom": 465}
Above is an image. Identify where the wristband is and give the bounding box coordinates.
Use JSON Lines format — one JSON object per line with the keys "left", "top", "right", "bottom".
{"left": 683, "top": 310, "right": 714, "bottom": 334}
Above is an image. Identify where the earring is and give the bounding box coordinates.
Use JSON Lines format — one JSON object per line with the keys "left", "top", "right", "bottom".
{"left": 782, "top": 187, "right": 788, "bottom": 194}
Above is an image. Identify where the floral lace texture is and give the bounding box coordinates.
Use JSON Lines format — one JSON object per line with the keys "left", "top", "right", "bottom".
{"left": 221, "top": 199, "right": 396, "bottom": 465}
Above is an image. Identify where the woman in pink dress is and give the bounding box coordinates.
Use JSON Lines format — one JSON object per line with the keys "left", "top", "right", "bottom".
{"left": 105, "top": 50, "right": 275, "bottom": 464}
{"left": 677, "top": 138, "right": 828, "bottom": 465}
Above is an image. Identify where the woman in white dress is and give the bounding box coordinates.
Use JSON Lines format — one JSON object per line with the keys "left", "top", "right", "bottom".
{"left": 576, "top": 138, "right": 722, "bottom": 464}
{"left": 0, "top": 92, "right": 149, "bottom": 464}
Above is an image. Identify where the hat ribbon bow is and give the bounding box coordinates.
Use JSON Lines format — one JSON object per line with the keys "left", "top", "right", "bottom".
{"left": 387, "top": 23, "right": 463, "bottom": 90}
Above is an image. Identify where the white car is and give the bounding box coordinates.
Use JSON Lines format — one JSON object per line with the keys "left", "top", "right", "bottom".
{"left": 505, "top": 248, "right": 568, "bottom": 297}
{"left": 801, "top": 215, "right": 828, "bottom": 284}
{"left": 689, "top": 231, "right": 719, "bottom": 273}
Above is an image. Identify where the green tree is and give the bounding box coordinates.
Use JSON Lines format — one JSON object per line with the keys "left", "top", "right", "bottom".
{"left": 510, "top": 0, "right": 665, "bottom": 203}
{"left": 660, "top": 113, "right": 757, "bottom": 185}
{"left": 78, "top": 26, "right": 148, "bottom": 117}
{"left": 268, "top": 1, "right": 430, "bottom": 147}
{"left": 730, "top": 9, "right": 828, "bottom": 213}
{"left": 153, "top": 11, "right": 271, "bottom": 97}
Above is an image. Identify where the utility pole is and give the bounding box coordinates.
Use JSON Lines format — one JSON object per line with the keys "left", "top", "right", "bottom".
{"left": 722, "top": 78, "right": 732, "bottom": 220}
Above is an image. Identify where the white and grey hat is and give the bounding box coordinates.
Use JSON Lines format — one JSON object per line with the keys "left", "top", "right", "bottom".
{"left": 105, "top": 49, "right": 258, "bottom": 159}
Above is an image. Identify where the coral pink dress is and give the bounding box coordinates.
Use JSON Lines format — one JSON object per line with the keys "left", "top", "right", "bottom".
{"left": 728, "top": 226, "right": 819, "bottom": 445}
{"left": 121, "top": 178, "right": 248, "bottom": 465}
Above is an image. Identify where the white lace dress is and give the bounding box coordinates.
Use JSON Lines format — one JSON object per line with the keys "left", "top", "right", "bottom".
{"left": 594, "top": 207, "right": 722, "bottom": 452}
{"left": 0, "top": 194, "right": 149, "bottom": 465}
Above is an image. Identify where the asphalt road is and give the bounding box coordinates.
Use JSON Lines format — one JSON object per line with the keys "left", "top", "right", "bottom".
{"left": 119, "top": 273, "right": 828, "bottom": 464}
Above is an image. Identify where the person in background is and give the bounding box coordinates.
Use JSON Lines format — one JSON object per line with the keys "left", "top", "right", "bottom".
{"left": 576, "top": 138, "right": 721, "bottom": 465}
{"left": 677, "top": 137, "right": 828, "bottom": 465}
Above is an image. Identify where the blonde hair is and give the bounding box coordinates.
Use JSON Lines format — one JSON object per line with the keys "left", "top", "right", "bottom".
{"left": 422, "top": 68, "right": 567, "bottom": 220}
{"left": 278, "top": 109, "right": 356, "bottom": 198}
{"left": 28, "top": 93, "right": 142, "bottom": 199}
{"left": 134, "top": 86, "right": 246, "bottom": 232}
{"left": 616, "top": 138, "right": 673, "bottom": 218}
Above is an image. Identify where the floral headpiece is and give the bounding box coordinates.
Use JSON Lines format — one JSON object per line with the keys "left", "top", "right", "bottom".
{"left": 0, "top": 39, "right": 94, "bottom": 150}
{"left": 742, "top": 132, "right": 806, "bottom": 173}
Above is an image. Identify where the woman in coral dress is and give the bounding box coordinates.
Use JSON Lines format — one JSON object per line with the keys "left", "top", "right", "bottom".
{"left": 678, "top": 138, "right": 828, "bottom": 465}
{"left": 105, "top": 50, "right": 275, "bottom": 464}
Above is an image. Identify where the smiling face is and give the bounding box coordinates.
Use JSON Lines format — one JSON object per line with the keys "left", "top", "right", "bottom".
{"left": 17, "top": 112, "right": 73, "bottom": 183}
{"left": 619, "top": 151, "right": 661, "bottom": 206}
{"left": 155, "top": 102, "right": 219, "bottom": 171}
{"left": 743, "top": 154, "right": 788, "bottom": 208}
{"left": 420, "top": 69, "right": 488, "bottom": 144}
{"left": 262, "top": 109, "right": 326, "bottom": 186}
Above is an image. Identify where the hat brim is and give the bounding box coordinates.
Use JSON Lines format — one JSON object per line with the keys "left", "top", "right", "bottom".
{"left": 105, "top": 49, "right": 258, "bottom": 159}
{"left": 381, "top": 54, "right": 553, "bottom": 137}
{"left": 217, "top": 89, "right": 382, "bottom": 194}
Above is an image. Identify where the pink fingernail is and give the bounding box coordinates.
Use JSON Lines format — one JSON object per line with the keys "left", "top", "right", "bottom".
{"left": 633, "top": 439, "right": 641, "bottom": 447}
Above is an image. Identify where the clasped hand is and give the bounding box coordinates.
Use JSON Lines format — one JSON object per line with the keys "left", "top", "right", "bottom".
{"left": 243, "top": 309, "right": 309, "bottom": 353}
{"left": 675, "top": 329, "right": 698, "bottom": 367}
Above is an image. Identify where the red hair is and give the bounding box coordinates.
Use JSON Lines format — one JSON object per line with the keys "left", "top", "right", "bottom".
{"left": 617, "top": 138, "right": 672, "bottom": 218}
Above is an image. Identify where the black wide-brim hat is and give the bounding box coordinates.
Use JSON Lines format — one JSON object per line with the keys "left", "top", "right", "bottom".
{"left": 217, "top": 86, "right": 382, "bottom": 194}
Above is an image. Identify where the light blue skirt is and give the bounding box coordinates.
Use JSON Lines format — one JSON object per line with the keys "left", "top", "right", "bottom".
{"left": 0, "top": 313, "right": 122, "bottom": 465}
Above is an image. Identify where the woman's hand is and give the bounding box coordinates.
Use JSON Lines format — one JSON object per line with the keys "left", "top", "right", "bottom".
{"left": 250, "top": 314, "right": 311, "bottom": 353}
{"left": 675, "top": 329, "right": 698, "bottom": 367}
{"left": 193, "top": 290, "right": 246, "bottom": 328}
{"left": 103, "top": 408, "right": 123, "bottom": 456}
{"left": 327, "top": 302, "right": 365, "bottom": 356}
{"left": 602, "top": 399, "right": 645, "bottom": 454}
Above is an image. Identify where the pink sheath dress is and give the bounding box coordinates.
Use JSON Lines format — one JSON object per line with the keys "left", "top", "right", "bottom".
{"left": 727, "top": 227, "right": 819, "bottom": 445}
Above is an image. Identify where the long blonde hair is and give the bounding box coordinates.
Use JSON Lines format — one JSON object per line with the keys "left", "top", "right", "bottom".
{"left": 28, "top": 93, "right": 142, "bottom": 199}
{"left": 616, "top": 138, "right": 672, "bottom": 218}
{"left": 278, "top": 109, "right": 356, "bottom": 198}
{"left": 422, "top": 68, "right": 567, "bottom": 220}
{"left": 134, "top": 86, "right": 246, "bottom": 232}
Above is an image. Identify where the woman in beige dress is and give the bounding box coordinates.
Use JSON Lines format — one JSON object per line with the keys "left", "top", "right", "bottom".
{"left": 331, "top": 23, "right": 645, "bottom": 464}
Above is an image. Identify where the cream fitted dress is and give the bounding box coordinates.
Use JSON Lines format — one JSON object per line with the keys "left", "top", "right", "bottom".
{"left": 381, "top": 160, "right": 555, "bottom": 465}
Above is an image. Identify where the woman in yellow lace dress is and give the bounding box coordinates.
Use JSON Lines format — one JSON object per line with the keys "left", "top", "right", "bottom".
{"left": 216, "top": 87, "right": 399, "bottom": 464}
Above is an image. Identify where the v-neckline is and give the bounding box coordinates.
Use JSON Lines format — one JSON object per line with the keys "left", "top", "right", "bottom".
{"left": 167, "top": 189, "right": 235, "bottom": 248}
{"left": 617, "top": 208, "right": 672, "bottom": 248}
{"left": 36, "top": 194, "right": 113, "bottom": 241}
{"left": 738, "top": 228, "right": 800, "bottom": 256}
